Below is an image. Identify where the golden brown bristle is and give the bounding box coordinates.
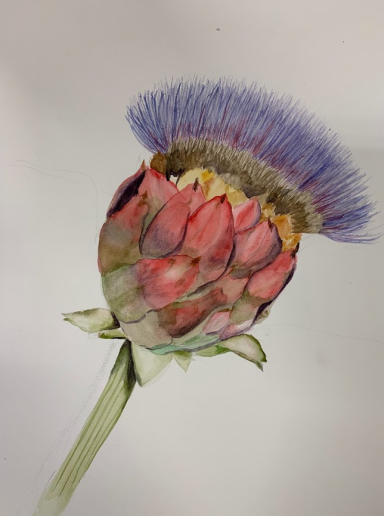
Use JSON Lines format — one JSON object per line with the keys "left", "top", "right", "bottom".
{"left": 153, "top": 138, "right": 323, "bottom": 234}
{"left": 272, "top": 214, "right": 302, "bottom": 251}
{"left": 178, "top": 169, "right": 247, "bottom": 207}
{"left": 150, "top": 152, "right": 167, "bottom": 175}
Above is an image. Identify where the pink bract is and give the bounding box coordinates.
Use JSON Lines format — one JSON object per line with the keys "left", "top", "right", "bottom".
{"left": 99, "top": 167, "right": 297, "bottom": 352}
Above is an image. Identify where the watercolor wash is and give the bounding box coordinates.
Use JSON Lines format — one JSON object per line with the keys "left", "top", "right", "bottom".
{"left": 33, "top": 78, "right": 375, "bottom": 516}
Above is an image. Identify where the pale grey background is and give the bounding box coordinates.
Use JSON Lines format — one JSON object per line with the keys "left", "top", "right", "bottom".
{"left": 1, "top": 1, "right": 383, "bottom": 515}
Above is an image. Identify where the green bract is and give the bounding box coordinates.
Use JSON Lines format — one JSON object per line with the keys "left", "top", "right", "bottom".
{"left": 63, "top": 308, "right": 119, "bottom": 333}
{"left": 63, "top": 308, "right": 267, "bottom": 384}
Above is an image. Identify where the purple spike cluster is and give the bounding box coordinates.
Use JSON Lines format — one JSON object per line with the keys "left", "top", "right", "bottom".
{"left": 126, "top": 78, "right": 376, "bottom": 243}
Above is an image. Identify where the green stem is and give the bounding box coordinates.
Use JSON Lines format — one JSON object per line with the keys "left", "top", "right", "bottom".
{"left": 33, "top": 341, "right": 136, "bottom": 516}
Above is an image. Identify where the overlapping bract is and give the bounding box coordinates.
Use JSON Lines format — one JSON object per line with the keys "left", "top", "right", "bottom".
{"left": 98, "top": 165, "right": 297, "bottom": 352}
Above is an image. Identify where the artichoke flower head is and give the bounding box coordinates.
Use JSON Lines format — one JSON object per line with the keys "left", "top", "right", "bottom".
{"left": 72, "top": 77, "right": 376, "bottom": 379}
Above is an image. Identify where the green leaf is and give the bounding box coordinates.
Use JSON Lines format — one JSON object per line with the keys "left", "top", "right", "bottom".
{"left": 219, "top": 334, "right": 267, "bottom": 370}
{"left": 33, "top": 341, "right": 135, "bottom": 516}
{"left": 195, "top": 345, "right": 229, "bottom": 357}
{"left": 131, "top": 343, "right": 173, "bottom": 386}
{"left": 173, "top": 351, "right": 192, "bottom": 372}
{"left": 63, "top": 308, "right": 119, "bottom": 333}
{"left": 196, "top": 335, "right": 266, "bottom": 370}
{"left": 98, "top": 328, "right": 126, "bottom": 339}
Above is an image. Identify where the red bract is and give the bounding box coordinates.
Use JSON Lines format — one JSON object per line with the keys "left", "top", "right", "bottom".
{"left": 99, "top": 166, "right": 298, "bottom": 352}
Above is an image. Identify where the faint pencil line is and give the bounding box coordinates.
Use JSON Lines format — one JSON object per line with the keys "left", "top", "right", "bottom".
{"left": 11, "top": 160, "right": 101, "bottom": 240}
{"left": 35, "top": 343, "right": 118, "bottom": 482}
{"left": 260, "top": 323, "right": 384, "bottom": 345}
{"left": 10, "top": 164, "right": 83, "bottom": 187}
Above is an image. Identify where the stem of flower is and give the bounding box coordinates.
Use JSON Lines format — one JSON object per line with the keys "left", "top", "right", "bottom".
{"left": 33, "top": 340, "right": 136, "bottom": 516}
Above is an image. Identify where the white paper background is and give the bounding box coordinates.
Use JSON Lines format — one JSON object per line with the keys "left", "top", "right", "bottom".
{"left": 1, "top": 1, "right": 383, "bottom": 515}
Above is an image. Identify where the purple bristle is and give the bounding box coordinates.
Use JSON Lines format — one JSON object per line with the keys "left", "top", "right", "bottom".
{"left": 126, "top": 77, "right": 376, "bottom": 243}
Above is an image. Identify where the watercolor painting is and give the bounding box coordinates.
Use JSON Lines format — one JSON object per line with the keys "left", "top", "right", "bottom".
{"left": 33, "top": 77, "right": 376, "bottom": 516}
